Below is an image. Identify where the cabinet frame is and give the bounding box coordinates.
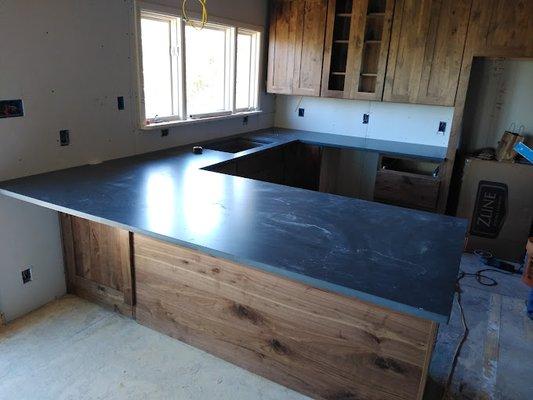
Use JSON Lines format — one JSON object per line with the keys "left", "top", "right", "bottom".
{"left": 321, "top": 0, "right": 394, "bottom": 100}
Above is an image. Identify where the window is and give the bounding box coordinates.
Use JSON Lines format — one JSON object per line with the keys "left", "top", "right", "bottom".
{"left": 138, "top": 10, "right": 261, "bottom": 126}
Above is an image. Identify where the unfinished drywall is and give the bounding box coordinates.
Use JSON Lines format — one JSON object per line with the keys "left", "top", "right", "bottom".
{"left": 274, "top": 96, "right": 454, "bottom": 147}
{"left": 0, "top": 196, "right": 66, "bottom": 322}
{"left": 461, "top": 58, "right": 533, "bottom": 152}
{"left": 0, "top": 0, "right": 273, "bottom": 322}
{"left": 0, "top": 0, "right": 274, "bottom": 181}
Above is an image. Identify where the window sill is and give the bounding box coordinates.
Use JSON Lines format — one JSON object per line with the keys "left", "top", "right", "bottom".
{"left": 140, "top": 110, "right": 263, "bottom": 131}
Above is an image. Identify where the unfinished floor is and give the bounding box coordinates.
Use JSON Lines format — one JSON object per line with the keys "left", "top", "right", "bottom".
{"left": 1, "top": 254, "right": 531, "bottom": 400}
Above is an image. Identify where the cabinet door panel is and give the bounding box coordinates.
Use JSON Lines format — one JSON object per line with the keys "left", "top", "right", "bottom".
{"left": 383, "top": 0, "right": 434, "bottom": 103}
{"left": 293, "top": 0, "right": 328, "bottom": 96}
{"left": 485, "top": 0, "right": 532, "bottom": 52}
{"left": 384, "top": 0, "right": 471, "bottom": 106}
{"left": 466, "top": 0, "right": 533, "bottom": 57}
{"left": 70, "top": 216, "right": 126, "bottom": 291}
{"left": 267, "top": 0, "right": 327, "bottom": 95}
{"left": 417, "top": 0, "right": 471, "bottom": 105}
{"left": 60, "top": 214, "right": 133, "bottom": 315}
{"left": 267, "top": 0, "right": 297, "bottom": 94}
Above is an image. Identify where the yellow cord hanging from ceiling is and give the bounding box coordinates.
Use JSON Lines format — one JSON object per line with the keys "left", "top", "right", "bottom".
{"left": 182, "top": 0, "right": 208, "bottom": 29}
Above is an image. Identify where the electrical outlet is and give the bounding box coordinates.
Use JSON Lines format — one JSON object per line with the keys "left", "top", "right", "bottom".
{"left": 438, "top": 121, "right": 446, "bottom": 135}
{"left": 0, "top": 99, "right": 24, "bottom": 119}
{"left": 117, "top": 96, "right": 125, "bottom": 110}
{"left": 59, "top": 130, "right": 70, "bottom": 146}
{"left": 363, "top": 114, "right": 369, "bottom": 124}
{"left": 161, "top": 128, "right": 169, "bottom": 137}
{"left": 21, "top": 267, "right": 32, "bottom": 284}
{"left": 243, "top": 116, "right": 249, "bottom": 126}
{"left": 298, "top": 108, "right": 305, "bottom": 117}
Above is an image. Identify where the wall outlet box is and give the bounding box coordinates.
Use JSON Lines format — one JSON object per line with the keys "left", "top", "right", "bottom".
{"left": 363, "top": 114, "right": 369, "bottom": 124}
{"left": 0, "top": 99, "right": 24, "bottom": 119}
{"left": 21, "top": 267, "right": 32, "bottom": 284}
{"left": 59, "top": 130, "right": 70, "bottom": 146}
{"left": 117, "top": 96, "right": 125, "bottom": 110}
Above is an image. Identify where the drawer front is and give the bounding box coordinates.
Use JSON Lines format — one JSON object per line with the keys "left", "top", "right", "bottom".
{"left": 374, "top": 170, "right": 441, "bottom": 211}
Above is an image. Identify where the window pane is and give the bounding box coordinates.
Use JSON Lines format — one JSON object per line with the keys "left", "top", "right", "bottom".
{"left": 185, "top": 25, "right": 227, "bottom": 115}
{"left": 141, "top": 18, "right": 173, "bottom": 119}
{"left": 236, "top": 33, "right": 253, "bottom": 109}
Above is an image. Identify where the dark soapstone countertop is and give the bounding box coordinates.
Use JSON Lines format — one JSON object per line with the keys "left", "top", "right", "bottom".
{"left": 0, "top": 128, "right": 465, "bottom": 323}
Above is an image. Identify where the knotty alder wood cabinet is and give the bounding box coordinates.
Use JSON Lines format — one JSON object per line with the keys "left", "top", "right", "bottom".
{"left": 267, "top": 0, "right": 472, "bottom": 106}
{"left": 383, "top": 0, "right": 471, "bottom": 106}
{"left": 59, "top": 214, "right": 134, "bottom": 316}
{"left": 321, "top": 0, "right": 394, "bottom": 100}
{"left": 267, "top": 0, "right": 328, "bottom": 96}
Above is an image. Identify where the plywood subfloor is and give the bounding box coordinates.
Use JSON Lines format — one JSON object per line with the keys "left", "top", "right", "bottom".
{"left": 0, "top": 295, "right": 307, "bottom": 400}
{"left": 1, "top": 254, "right": 531, "bottom": 400}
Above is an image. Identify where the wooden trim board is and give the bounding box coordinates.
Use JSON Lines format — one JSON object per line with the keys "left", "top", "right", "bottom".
{"left": 134, "top": 233, "right": 438, "bottom": 400}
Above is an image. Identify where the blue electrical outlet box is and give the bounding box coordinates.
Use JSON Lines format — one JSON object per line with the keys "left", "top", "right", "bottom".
{"left": 0, "top": 99, "right": 24, "bottom": 119}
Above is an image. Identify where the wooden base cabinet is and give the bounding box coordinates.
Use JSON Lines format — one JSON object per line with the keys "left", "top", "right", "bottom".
{"left": 59, "top": 214, "right": 134, "bottom": 316}
{"left": 134, "top": 234, "right": 437, "bottom": 400}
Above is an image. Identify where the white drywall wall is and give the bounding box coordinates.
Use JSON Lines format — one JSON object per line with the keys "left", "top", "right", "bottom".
{"left": 462, "top": 59, "right": 533, "bottom": 152}
{"left": 0, "top": 0, "right": 273, "bottom": 322}
{"left": 0, "top": 0, "right": 274, "bottom": 181}
{"left": 0, "top": 196, "right": 66, "bottom": 322}
{"left": 274, "top": 95, "right": 454, "bottom": 147}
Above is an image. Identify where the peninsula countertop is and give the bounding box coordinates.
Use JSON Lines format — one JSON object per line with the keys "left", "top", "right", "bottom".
{"left": 0, "top": 128, "right": 466, "bottom": 323}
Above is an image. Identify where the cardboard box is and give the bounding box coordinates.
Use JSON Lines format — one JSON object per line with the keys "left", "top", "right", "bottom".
{"left": 457, "top": 158, "right": 533, "bottom": 262}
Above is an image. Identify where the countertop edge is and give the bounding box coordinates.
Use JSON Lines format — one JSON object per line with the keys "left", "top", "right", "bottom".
{"left": 0, "top": 187, "right": 450, "bottom": 324}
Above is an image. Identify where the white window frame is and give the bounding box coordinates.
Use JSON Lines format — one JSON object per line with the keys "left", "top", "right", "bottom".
{"left": 185, "top": 21, "right": 235, "bottom": 119}
{"left": 235, "top": 28, "right": 261, "bottom": 113}
{"left": 134, "top": 3, "right": 263, "bottom": 129}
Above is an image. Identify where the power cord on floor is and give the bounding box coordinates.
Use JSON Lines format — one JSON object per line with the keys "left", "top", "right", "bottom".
{"left": 442, "top": 281, "right": 469, "bottom": 400}
{"left": 442, "top": 257, "right": 523, "bottom": 399}
{"left": 457, "top": 267, "right": 518, "bottom": 287}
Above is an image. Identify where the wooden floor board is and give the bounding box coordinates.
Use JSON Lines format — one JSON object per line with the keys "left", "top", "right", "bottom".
{"left": 426, "top": 254, "right": 532, "bottom": 400}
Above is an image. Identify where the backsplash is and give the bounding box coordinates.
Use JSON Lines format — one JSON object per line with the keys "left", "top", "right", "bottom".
{"left": 274, "top": 95, "right": 454, "bottom": 147}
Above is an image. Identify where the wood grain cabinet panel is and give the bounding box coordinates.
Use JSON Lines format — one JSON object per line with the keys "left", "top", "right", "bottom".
{"left": 465, "top": 0, "right": 533, "bottom": 57}
{"left": 60, "top": 214, "right": 134, "bottom": 316}
{"left": 321, "top": 0, "right": 395, "bottom": 100}
{"left": 267, "top": 0, "right": 327, "bottom": 96}
{"left": 383, "top": 0, "right": 472, "bottom": 106}
{"left": 135, "top": 234, "right": 437, "bottom": 400}
{"left": 293, "top": 0, "right": 329, "bottom": 96}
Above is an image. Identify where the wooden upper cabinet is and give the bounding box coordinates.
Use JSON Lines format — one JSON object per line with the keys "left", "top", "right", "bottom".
{"left": 321, "top": 0, "right": 395, "bottom": 100}
{"left": 267, "top": 0, "right": 327, "bottom": 96}
{"left": 383, "top": 0, "right": 472, "bottom": 106}
{"left": 466, "top": 0, "right": 533, "bottom": 57}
